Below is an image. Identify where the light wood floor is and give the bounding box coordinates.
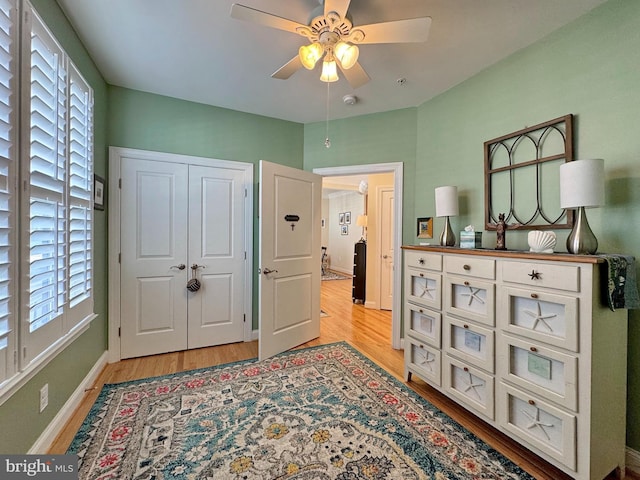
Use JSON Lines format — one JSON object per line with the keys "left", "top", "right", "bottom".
{"left": 49, "top": 278, "right": 635, "bottom": 480}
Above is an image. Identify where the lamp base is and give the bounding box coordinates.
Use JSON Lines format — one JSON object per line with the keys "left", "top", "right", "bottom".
{"left": 566, "top": 206, "right": 598, "bottom": 254}
{"left": 440, "top": 216, "right": 456, "bottom": 247}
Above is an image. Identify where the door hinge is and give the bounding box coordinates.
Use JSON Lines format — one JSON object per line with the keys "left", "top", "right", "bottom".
{"left": 118, "top": 253, "right": 121, "bottom": 264}
{"left": 118, "top": 327, "right": 121, "bottom": 337}
{"left": 244, "top": 251, "right": 247, "bottom": 260}
{"left": 119, "top": 178, "right": 122, "bottom": 189}
{"left": 244, "top": 188, "right": 247, "bottom": 198}
{"left": 23, "top": 346, "right": 27, "bottom": 359}
{"left": 243, "top": 314, "right": 246, "bottom": 323}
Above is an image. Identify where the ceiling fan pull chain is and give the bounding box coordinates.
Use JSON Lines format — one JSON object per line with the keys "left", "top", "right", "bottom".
{"left": 325, "top": 81, "right": 331, "bottom": 148}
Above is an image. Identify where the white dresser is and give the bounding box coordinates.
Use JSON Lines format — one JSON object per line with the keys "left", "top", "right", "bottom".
{"left": 403, "top": 246, "right": 628, "bottom": 480}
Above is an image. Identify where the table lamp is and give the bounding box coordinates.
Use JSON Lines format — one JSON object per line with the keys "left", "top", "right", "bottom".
{"left": 435, "top": 186, "right": 458, "bottom": 246}
{"left": 559, "top": 158, "right": 604, "bottom": 254}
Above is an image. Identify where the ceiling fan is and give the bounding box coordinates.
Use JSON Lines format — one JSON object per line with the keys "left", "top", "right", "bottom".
{"left": 230, "top": 0, "right": 432, "bottom": 88}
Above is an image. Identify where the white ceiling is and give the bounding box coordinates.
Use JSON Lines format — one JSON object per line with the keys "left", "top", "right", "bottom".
{"left": 56, "top": 0, "right": 606, "bottom": 124}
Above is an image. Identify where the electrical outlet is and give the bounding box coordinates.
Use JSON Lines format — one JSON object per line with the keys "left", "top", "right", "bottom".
{"left": 39, "top": 383, "right": 48, "bottom": 413}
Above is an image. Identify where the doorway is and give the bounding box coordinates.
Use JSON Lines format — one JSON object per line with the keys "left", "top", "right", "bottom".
{"left": 313, "top": 163, "right": 403, "bottom": 349}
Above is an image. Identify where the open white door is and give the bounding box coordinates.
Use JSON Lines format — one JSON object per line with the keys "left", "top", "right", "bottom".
{"left": 259, "top": 161, "right": 321, "bottom": 360}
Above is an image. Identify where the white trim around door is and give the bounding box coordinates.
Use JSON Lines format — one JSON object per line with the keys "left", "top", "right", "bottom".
{"left": 108, "top": 147, "right": 254, "bottom": 363}
{"left": 313, "top": 162, "right": 403, "bottom": 350}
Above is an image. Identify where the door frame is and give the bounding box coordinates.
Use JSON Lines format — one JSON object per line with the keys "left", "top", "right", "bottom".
{"left": 108, "top": 147, "right": 254, "bottom": 363}
{"left": 313, "top": 162, "right": 403, "bottom": 350}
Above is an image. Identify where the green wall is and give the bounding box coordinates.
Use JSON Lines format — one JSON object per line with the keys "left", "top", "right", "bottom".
{"left": 108, "top": 86, "right": 304, "bottom": 167}
{"left": 0, "top": 0, "right": 108, "bottom": 453}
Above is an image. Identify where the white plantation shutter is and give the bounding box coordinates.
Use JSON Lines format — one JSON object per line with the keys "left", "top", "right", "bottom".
{"left": 18, "top": 3, "right": 93, "bottom": 366}
{"left": 0, "top": 0, "right": 94, "bottom": 394}
{"left": 67, "top": 63, "right": 92, "bottom": 324}
{"left": 0, "top": 0, "right": 16, "bottom": 383}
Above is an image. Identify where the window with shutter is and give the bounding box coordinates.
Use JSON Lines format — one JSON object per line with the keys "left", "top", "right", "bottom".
{"left": 0, "top": 0, "right": 95, "bottom": 387}
{"left": 0, "top": 0, "right": 16, "bottom": 384}
{"left": 21, "top": 6, "right": 67, "bottom": 361}
{"left": 67, "top": 63, "right": 92, "bottom": 326}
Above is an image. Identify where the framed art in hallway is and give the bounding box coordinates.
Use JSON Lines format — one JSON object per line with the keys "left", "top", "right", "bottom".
{"left": 417, "top": 217, "right": 433, "bottom": 238}
{"left": 94, "top": 174, "right": 105, "bottom": 210}
{"left": 339, "top": 213, "right": 345, "bottom": 225}
{"left": 341, "top": 225, "right": 348, "bottom": 235}
{"left": 344, "top": 211, "right": 351, "bottom": 224}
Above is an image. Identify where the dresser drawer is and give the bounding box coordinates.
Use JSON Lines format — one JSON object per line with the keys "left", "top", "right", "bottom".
{"left": 497, "top": 332, "right": 577, "bottom": 411}
{"left": 405, "top": 268, "right": 441, "bottom": 310}
{"left": 405, "top": 250, "right": 442, "bottom": 271}
{"left": 444, "top": 276, "right": 495, "bottom": 326}
{"left": 404, "top": 303, "right": 441, "bottom": 348}
{"left": 445, "top": 255, "right": 495, "bottom": 280}
{"left": 498, "top": 383, "right": 576, "bottom": 470}
{"left": 501, "top": 260, "right": 580, "bottom": 293}
{"left": 499, "top": 286, "right": 578, "bottom": 352}
{"left": 444, "top": 355, "right": 494, "bottom": 420}
{"left": 405, "top": 338, "right": 441, "bottom": 387}
{"left": 444, "top": 315, "right": 494, "bottom": 373}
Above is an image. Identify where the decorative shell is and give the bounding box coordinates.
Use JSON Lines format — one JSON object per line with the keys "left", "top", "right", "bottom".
{"left": 528, "top": 231, "right": 557, "bottom": 253}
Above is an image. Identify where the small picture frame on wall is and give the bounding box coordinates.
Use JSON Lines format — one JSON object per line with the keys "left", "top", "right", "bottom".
{"left": 417, "top": 217, "right": 433, "bottom": 239}
{"left": 339, "top": 213, "right": 345, "bottom": 225}
{"left": 341, "top": 225, "right": 348, "bottom": 235}
{"left": 344, "top": 211, "right": 351, "bottom": 224}
{"left": 94, "top": 174, "right": 105, "bottom": 211}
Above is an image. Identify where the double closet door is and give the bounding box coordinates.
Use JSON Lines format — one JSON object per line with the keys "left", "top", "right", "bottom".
{"left": 119, "top": 156, "right": 248, "bottom": 359}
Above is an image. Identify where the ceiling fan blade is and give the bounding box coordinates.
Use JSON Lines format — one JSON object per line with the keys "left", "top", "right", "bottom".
{"left": 324, "top": 0, "right": 351, "bottom": 19}
{"left": 272, "top": 56, "right": 303, "bottom": 80}
{"left": 338, "top": 61, "right": 370, "bottom": 89}
{"left": 230, "top": 3, "right": 306, "bottom": 34}
{"left": 356, "top": 17, "right": 432, "bottom": 44}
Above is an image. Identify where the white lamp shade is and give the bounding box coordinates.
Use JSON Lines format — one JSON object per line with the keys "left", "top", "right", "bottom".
{"left": 356, "top": 214, "right": 368, "bottom": 227}
{"left": 435, "top": 186, "right": 459, "bottom": 217}
{"left": 560, "top": 159, "right": 605, "bottom": 208}
{"left": 320, "top": 60, "right": 339, "bottom": 82}
{"left": 299, "top": 42, "right": 323, "bottom": 70}
{"left": 335, "top": 41, "right": 359, "bottom": 69}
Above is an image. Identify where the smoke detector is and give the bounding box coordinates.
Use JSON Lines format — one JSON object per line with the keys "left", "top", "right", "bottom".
{"left": 343, "top": 94, "right": 357, "bottom": 105}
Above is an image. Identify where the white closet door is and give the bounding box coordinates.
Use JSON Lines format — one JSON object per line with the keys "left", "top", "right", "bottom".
{"left": 187, "top": 165, "right": 246, "bottom": 348}
{"left": 120, "top": 158, "right": 189, "bottom": 358}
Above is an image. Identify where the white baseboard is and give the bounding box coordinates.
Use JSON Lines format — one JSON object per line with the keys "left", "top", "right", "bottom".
{"left": 627, "top": 447, "right": 640, "bottom": 475}
{"left": 29, "top": 351, "right": 108, "bottom": 454}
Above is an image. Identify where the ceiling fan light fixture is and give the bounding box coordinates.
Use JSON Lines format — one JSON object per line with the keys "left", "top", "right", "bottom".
{"left": 334, "top": 41, "right": 359, "bottom": 69}
{"left": 299, "top": 42, "right": 323, "bottom": 70}
{"left": 320, "top": 59, "right": 339, "bottom": 82}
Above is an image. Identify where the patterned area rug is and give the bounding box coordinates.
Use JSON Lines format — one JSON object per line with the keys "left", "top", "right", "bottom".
{"left": 68, "top": 343, "right": 534, "bottom": 479}
{"left": 322, "top": 271, "right": 351, "bottom": 281}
